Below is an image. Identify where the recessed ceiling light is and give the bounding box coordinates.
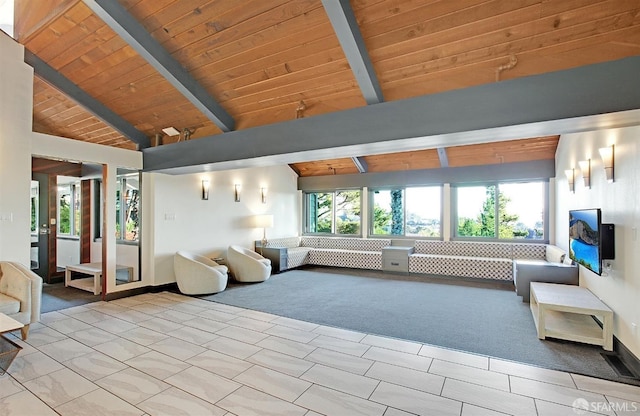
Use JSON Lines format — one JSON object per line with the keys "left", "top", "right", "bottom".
{"left": 162, "top": 127, "right": 180, "bottom": 136}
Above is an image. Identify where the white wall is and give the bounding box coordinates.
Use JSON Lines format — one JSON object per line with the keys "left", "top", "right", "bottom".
{"left": 0, "top": 32, "right": 34, "bottom": 264}
{"left": 556, "top": 125, "right": 640, "bottom": 360}
{"left": 150, "top": 165, "right": 300, "bottom": 286}
{"left": 57, "top": 238, "right": 80, "bottom": 267}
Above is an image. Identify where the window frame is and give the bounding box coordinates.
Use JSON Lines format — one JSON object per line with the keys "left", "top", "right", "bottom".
{"left": 303, "top": 189, "right": 363, "bottom": 236}
{"left": 93, "top": 171, "right": 141, "bottom": 245}
{"left": 451, "top": 180, "right": 549, "bottom": 242}
{"left": 57, "top": 182, "right": 80, "bottom": 238}
{"left": 368, "top": 185, "right": 443, "bottom": 239}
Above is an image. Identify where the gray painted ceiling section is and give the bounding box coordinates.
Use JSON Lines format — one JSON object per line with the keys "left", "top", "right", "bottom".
{"left": 24, "top": 50, "right": 151, "bottom": 149}
{"left": 82, "top": 0, "right": 235, "bottom": 132}
{"left": 297, "top": 160, "right": 555, "bottom": 191}
{"left": 142, "top": 57, "right": 640, "bottom": 175}
{"left": 321, "top": 0, "right": 384, "bottom": 104}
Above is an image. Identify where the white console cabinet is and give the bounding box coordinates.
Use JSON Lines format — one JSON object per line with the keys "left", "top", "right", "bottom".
{"left": 382, "top": 246, "right": 414, "bottom": 273}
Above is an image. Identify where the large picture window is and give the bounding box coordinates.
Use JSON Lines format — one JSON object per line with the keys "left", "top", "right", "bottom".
{"left": 305, "top": 190, "right": 361, "bottom": 235}
{"left": 371, "top": 186, "right": 441, "bottom": 238}
{"left": 454, "top": 181, "right": 545, "bottom": 240}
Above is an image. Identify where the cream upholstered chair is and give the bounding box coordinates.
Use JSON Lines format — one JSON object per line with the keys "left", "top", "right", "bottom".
{"left": 0, "top": 261, "right": 43, "bottom": 340}
{"left": 227, "top": 245, "right": 271, "bottom": 283}
{"left": 173, "top": 251, "right": 228, "bottom": 295}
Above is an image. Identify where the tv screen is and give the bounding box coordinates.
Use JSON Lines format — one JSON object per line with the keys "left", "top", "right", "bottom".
{"left": 569, "top": 208, "right": 602, "bottom": 275}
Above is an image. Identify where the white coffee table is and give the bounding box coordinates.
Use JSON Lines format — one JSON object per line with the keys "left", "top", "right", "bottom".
{"left": 530, "top": 282, "right": 613, "bottom": 351}
{"left": 0, "top": 313, "right": 24, "bottom": 375}
{"left": 65, "top": 262, "right": 134, "bottom": 295}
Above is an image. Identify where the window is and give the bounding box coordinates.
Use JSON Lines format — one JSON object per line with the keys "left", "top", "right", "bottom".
{"left": 57, "top": 182, "right": 80, "bottom": 237}
{"left": 371, "top": 186, "right": 441, "bottom": 237}
{"left": 454, "top": 181, "right": 545, "bottom": 240}
{"left": 94, "top": 171, "right": 140, "bottom": 243}
{"left": 116, "top": 173, "right": 140, "bottom": 242}
{"left": 305, "top": 190, "right": 361, "bottom": 235}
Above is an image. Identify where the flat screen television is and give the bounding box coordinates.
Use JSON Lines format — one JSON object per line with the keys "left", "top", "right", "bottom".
{"left": 569, "top": 208, "right": 602, "bottom": 275}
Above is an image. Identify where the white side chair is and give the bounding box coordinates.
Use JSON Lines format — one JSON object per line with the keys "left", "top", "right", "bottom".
{"left": 173, "top": 251, "right": 228, "bottom": 295}
{"left": 227, "top": 245, "right": 271, "bottom": 283}
{"left": 0, "top": 261, "right": 43, "bottom": 340}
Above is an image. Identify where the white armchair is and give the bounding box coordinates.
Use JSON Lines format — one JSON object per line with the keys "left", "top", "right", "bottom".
{"left": 227, "top": 245, "right": 271, "bottom": 283}
{"left": 173, "top": 251, "right": 228, "bottom": 295}
{"left": 0, "top": 261, "right": 43, "bottom": 340}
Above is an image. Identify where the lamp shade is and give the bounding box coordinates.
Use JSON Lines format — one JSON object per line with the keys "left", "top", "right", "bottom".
{"left": 564, "top": 169, "right": 575, "bottom": 193}
{"left": 578, "top": 159, "right": 591, "bottom": 188}
{"left": 598, "top": 145, "right": 614, "bottom": 182}
{"left": 254, "top": 214, "right": 274, "bottom": 228}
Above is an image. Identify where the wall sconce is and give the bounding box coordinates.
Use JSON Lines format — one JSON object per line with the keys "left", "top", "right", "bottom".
{"left": 234, "top": 184, "right": 241, "bottom": 202}
{"left": 578, "top": 159, "right": 591, "bottom": 189}
{"left": 598, "top": 145, "right": 614, "bottom": 183}
{"left": 564, "top": 168, "right": 575, "bottom": 193}
{"left": 260, "top": 187, "right": 268, "bottom": 204}
{"left": 201, "top": 179, "right": 210, "bottom": 200}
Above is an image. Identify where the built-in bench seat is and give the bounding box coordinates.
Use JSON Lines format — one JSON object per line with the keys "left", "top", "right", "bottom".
{"left": 409, "top": 240, "right": 545, "bottom": 281}
{"left": 258, "top": 237, "right": 577, "bottom": 289}
{"left": 259, "top": 236, "right": 390, "bottom": 270}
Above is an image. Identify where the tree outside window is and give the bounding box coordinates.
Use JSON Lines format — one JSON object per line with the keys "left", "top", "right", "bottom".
{"left": 116, "top": 173, "right": 140, "bottom": 242}
{"left": 371, "top": 187, "right": 441, "bottom": 237}
{"left": 57, "top": 182, "right": 80, "bottom": 236}
{"left": 456, "top": 182, "right": 544, "bottom": 240}
{"left": 306, "top": 190, "right": 361, "bottom": 235}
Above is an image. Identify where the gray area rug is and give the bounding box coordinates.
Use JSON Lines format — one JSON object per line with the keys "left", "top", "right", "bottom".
{"left": 204, "top": 266, "right": 639, "bottom": 386}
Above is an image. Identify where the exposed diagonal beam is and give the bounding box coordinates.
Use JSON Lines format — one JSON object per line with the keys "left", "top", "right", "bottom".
{"left": 437, "top": 148, "right": 449, "bottom": 167}
{"left": 24, "top": 50, "right": 151, "bottom": 149}
{"left": 351, "top": 156, "right": 368, "bottom": 173}
{"left": 82, "top": 0, "right": 235, "bottom": 132}
{"left": 321, "top": 0, "right": 383, "bottom": 105}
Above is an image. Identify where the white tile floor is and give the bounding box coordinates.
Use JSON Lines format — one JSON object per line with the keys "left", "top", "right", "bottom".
{"left": 1, "top": 291, "right": 639, "bottom": 416}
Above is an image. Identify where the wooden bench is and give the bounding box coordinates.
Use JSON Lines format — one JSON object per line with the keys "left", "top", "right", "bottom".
{"left": 530, "top": 282, "right": 613, "bottom": 351}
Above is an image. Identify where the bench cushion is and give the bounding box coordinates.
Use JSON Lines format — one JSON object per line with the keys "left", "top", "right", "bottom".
{"left": 287, "top": 247, "right": 312, "bottom": 269}
{"left": 409, "top": 254, "right": 513, "bottom": 280}
{"left": 309, "top": 249, "right": 383, "bottom": 270}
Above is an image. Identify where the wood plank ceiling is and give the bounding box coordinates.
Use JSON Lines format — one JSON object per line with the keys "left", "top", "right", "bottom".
{"left": 13, "top": 0, "right": 640, "bottom": 175}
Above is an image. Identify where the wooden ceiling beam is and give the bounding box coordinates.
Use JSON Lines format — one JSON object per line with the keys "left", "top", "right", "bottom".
{"left": 25, "top": 50, "right": 150, "bottom": 149}
{"left": 321, "top": 0, "right": 383, "bottom": 105}
{"left": 81, "top": 0, "right": 235, "bottom": 132}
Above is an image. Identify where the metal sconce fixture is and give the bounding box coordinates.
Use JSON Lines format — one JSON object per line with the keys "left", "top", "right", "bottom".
{"left": 564, "top": 168, "right": 575, "bottom": 193}
{"left": 578, "top": 159, "right": 591, "bottom": 189}
{"left": 201, "top": 180, "right": 209, "bottom": 200}
{"left": 234, "top": 184, "right": 241, "bottom": 202}
{"left": 261, "top": 187, "right": 268, "bottom": 204}
{"left": 598, "top": 145, "right": 614, "bottom": 183}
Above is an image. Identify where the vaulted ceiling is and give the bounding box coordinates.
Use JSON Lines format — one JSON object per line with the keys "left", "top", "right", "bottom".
{"left": 14, "top": 0, "right": 640, "bottom": 176}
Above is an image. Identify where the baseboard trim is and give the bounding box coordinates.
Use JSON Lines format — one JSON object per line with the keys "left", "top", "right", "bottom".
{"left": 103, "top": 282, "right": 178, "bottom": 301}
